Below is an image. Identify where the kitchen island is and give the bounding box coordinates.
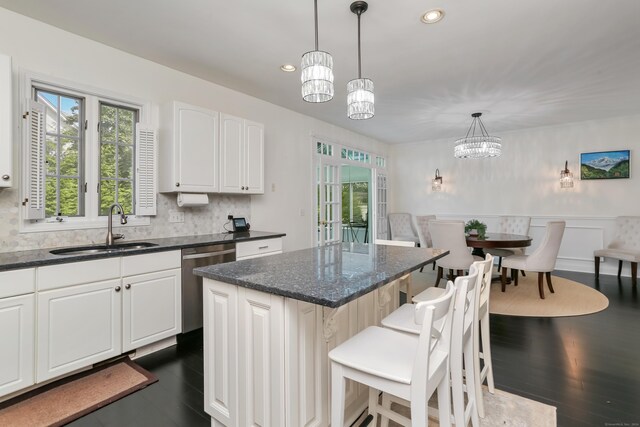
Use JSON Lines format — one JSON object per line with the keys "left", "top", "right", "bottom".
{"left": 194, "top": 242, "right": 446, "bottom": 427}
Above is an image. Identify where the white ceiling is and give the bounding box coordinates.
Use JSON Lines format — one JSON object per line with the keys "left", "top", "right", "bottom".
{"left": 2, "top": 0, "right": 639, "bottom": 144}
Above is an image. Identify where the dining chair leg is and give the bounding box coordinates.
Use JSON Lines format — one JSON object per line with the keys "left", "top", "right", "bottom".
{"left": 501, "top": 267, "right": 507, "bottom": 292}
{"left": 436, "top": 266, "right": 443, "bottom": 287}
{"left": 538, "top": 272, "right": 545, "bottom": 299}
{"left": 433, "top": 262, "right": 436, "bottom": 270}
{"left": 545, "top": 272, "right": 555, "bottom": 294}
{"left": 594, "top": 256, "right": 600, "bottom": 279}
{"left": 497, "top": 256, "right": 502, "bottom": 271}
{"left": 632, "top": 262, "right": 638, "bottom": 286}
{"left": 419, "top": 266, "right": 424, "bottom": 273}
{"left": 457, "top": 269, "right": 463, "bottom": 278}
{"left": 521, "top": 270, "right": 526, "bottom": 277}
{"left": 618, "top": 260, "right": 623, "bottom": 278}
{"left": 449, "top": 269, "right": 454, "bottom": 280}
{"left": 513, "top": 269, "right": 519, "bottom": 287}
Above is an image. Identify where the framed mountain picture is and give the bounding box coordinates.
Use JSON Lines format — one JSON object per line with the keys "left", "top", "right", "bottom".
{"left": 580, "top": 150, "right": 630, "bottom": 180}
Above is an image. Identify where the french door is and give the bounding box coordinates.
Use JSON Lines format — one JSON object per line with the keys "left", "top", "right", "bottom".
{"left": 316, "top": 161, "right": 342, "bottom": 246}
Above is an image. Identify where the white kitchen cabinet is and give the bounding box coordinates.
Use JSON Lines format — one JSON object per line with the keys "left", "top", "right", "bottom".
{"left": 0, "top": 53, "right": 12, "bottom": 188}
{"left": 0, "top": 294, "right": 34, "bottom": 397}
{"left": 236, "top": 237, "right": 282, "bottom": 260}
{"left": 37, "top": 278, "right": 122, "bottom": 383}
{"left": 160, "top": 101, "right": 219, "bottom": 193}
{"left": 36, "top": 252, "right": 182, "bottom": 382}
{"left": 220, "top": 114, "right": 264, "bottom": 194}
{"left": 122, "top": 268, "right": 181, "bottom": 352}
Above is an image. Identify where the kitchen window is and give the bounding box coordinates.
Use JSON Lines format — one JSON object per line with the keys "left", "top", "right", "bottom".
{"left": 21, "top": 75, "right": 156, "bottom": 231}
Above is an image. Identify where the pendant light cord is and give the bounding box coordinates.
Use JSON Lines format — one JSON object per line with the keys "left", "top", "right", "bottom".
{"left": 357, "top": 11, "right": 362, "bottom": 78}
{"left": 314, "top": 0, "right": 319, "bottom": 51}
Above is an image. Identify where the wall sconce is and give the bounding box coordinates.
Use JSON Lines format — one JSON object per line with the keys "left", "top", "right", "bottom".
{"left": 432, "top": 169, "right": 443, "bottom": 191}
{"left": 560, "top": 160, "right": 574, "bottom": 189}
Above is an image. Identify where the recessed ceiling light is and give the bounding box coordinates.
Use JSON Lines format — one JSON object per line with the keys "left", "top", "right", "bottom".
{"left": 421, "top": 8, "right": 444, "bottom": 24}
{"left": 280, "top": 64, "right": 296, "bottom": 72}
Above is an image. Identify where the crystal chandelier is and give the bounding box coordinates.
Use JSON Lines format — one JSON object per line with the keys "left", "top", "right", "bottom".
{"left": 301, "top": 0, "right": 334, "bottom": 103}
{"left": 347, "top": 1, "right": 374, "bottom": 120}
{"left": 454, "top": 112, "right": 502, "bottom": 158}
{"left": 560, "top": 161, "right": 574, "bottom": 189}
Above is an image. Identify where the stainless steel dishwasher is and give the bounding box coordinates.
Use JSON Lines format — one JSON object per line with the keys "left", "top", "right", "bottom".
{"left": 182, "top": 243, "right": 236, "bottom": 333}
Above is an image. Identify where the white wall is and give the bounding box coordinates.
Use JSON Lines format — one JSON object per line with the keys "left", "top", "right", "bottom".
{"left": 390, "top": 114, "right": 640, "bottom": 276}
{"left": 0, "top": 7, "right": 388, "bottom": 252}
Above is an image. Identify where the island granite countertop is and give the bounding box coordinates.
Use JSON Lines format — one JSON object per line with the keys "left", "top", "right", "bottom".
{"left": 0, "top": 231, "right": 285, "bottom": 272}
{"left": 194, "top": 242, "right": 447, "bottom": 308}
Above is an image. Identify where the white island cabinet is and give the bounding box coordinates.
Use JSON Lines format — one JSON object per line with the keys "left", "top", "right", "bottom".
{"left": 198, "top": 243, "right": 440, "bottom": 427}
{"left": 0, "top": 269, "right": 35, "bottom": 397}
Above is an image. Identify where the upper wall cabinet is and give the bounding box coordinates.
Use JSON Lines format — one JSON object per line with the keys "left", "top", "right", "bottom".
{"left": 0, "top": 53, "right": 12, "bottom": 188}
{"left": 160, "top": 102, "right": 219, "bottom": 193}
{"left": 220, "top": 114, "right": 264, "bottom": 194}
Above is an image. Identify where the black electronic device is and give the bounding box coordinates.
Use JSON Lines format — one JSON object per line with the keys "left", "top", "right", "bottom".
{"left": 232, "top": 217, "right": 250, "bottom": 232}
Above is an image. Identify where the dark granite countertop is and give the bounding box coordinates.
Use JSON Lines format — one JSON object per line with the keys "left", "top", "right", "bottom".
{"left": 0, "top": 231, "right": 285, "bottom": 272}
{"left": 194, "top": 242, "right": 447, "bottom": 308}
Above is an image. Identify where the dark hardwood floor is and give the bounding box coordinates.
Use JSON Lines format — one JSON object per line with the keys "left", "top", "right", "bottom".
{"left": 67, "top": 270, "right": 639, "bottom": 427}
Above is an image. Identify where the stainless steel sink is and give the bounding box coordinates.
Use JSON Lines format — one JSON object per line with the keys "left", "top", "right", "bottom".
{"left": 50, "top": 242, "right": 158, "bottom": 256}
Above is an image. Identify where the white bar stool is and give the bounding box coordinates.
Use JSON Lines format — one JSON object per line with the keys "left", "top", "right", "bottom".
{"left": 328, "top": 282, "right": 456, "bottom": 427}
{"left": 381, "top": 262, "right": 487, "bottom": 426}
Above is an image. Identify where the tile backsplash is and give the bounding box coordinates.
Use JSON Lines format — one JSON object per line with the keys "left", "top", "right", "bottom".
{"left": 0, "top": 188, "right": 250, "bottom": 252}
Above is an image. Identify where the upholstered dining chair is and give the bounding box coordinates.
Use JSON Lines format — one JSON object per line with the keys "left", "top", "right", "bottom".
{"left": 594, "top": 216, "right": 640, "bottom": 286}
{"left": 388, "top": 213, "right": 419, "bottom": 244}
{"left": 488, "top": 216, "right": 531, "bottom": 271}
{"left": 415, "top": 214, "right": 437, "bottom": 272}
{"left": 430, "top": 220, "right": 483, "bottom": 286}
{"left": 375, "top": 239, "right": 416, "bottom": 299}
{"left": 501, "top": 221, "right": 566, "bottom": 299}
{"left": 415, "top": 215, "right": 436, "bottom": 248}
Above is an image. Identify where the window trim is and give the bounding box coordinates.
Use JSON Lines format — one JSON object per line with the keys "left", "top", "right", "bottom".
{"left": 19, "top": 71, "right": 153, "bottom": 233}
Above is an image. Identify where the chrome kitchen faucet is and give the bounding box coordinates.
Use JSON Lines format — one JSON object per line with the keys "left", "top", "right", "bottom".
{"left": 106, "top": 203, "right": 127, "bottom": 246}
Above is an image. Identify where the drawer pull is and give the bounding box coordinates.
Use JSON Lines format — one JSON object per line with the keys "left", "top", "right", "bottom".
{"left": 258, "top": 246, "right": 269, "bottom": 250}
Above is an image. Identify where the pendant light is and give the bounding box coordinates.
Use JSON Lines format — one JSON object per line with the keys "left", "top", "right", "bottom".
{"left": 454, "top": 112, "right": 502, "bottom": 158}
{"left": 347, "top": 1, "right": 374, "bottom": 120}
{"left": 301, "top": 0, "right": 334, "bottom": 103}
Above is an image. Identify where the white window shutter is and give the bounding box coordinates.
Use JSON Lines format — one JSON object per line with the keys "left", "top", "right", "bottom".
{"left": 135, "top": 124, "right": 157, "bottom": 216}
{"left": 23, "top": 99, "right": 46, "bottom": 220}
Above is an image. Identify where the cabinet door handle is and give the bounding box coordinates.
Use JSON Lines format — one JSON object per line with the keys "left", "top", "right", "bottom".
{"left": 115, "top": 286, "right": 121, "bottom": 292}
{"left": 176, "top": 182, "right": 180, "bottom": 187}
{"left": 1, "top": 174, "right": 9, "bottom": 181}
{"left": 125, "top": 284, "right": 131, "bottom": 290}
{"left": 258, "top": 245, "right": 269, "bottom": 250}
{"left": 241, "top": 186, "right": 245, "bottom": 190}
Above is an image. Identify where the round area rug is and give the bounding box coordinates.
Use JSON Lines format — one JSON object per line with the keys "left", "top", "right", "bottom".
{"left": 489, "top": 274, "right": 609, "bottom": 317}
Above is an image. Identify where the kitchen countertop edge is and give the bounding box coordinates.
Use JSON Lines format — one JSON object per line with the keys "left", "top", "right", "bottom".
{"left": 0, "top": 231, "right": 286, "bottom": 272}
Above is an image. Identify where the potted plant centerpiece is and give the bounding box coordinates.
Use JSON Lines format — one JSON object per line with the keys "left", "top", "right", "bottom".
{"left": 465, "top": 219, "right": 487, "bottom": 240}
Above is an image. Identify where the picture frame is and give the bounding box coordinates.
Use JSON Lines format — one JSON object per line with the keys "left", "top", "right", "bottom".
{"left": 580, "top": 150, "right": 630, "bottom": 180}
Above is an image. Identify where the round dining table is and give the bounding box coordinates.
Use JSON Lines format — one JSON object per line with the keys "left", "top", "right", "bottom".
{"left": 466, "top": 232, "right": 532, "bottom": 258}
